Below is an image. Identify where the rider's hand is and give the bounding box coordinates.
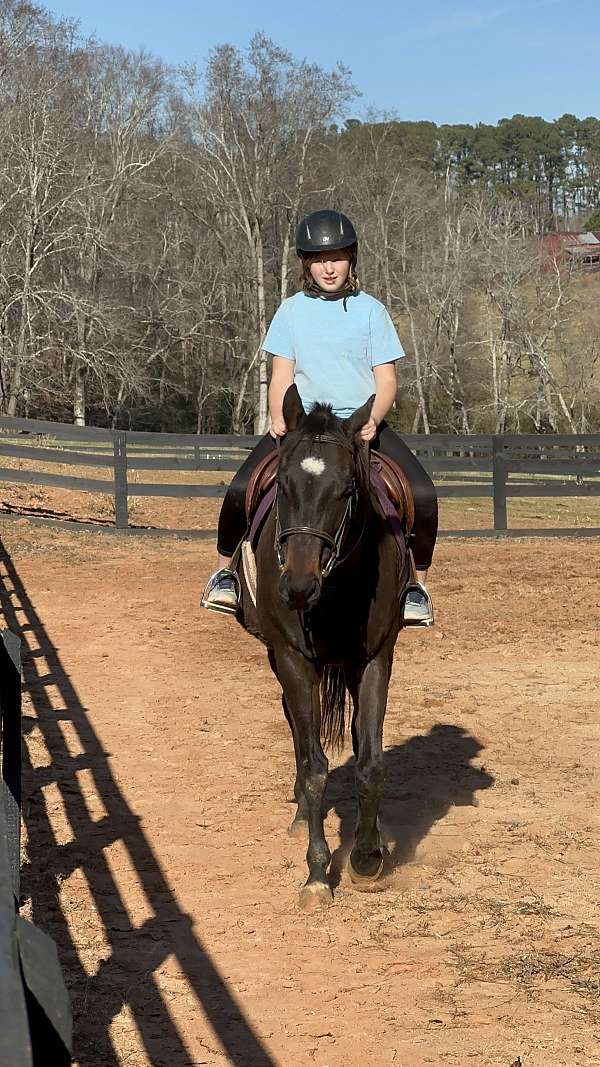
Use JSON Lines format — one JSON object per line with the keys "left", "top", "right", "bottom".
{"left": 360, "top": 417, "right": 378, "bottom": 443}
{"left": 269, "top": 416, "right": 287, "bottom": 439}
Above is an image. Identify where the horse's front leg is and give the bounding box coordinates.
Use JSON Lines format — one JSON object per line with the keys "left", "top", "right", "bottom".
{"left": 282, "top": 695, "right": 310, "bottom": 836}
{"left": 274, "top": 647, "right": 332, "bottom": 910}
{"left": 349, "top": 649, "right": 392, "bottom": 888}
{"left": 268, "top": 651, "right": 308, "bottom": 835}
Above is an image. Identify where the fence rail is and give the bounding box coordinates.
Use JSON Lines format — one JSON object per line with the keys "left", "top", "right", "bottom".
{"left": 2, "top": 414, "right": 600, "bottom": 538}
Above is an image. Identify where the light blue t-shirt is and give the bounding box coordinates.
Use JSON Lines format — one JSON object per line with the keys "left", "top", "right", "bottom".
{"left": 262, "top": 290, "right": 405, "bottom": 419}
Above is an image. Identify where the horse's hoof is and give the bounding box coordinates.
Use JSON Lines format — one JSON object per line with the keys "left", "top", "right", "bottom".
{"left": 288, "top": 817, "right": 308, "bottom": 838}
{"left": 348, "top": 853, "right": 385, "bottom": 892}
{"left": 298, "top": 882, "right": 333, "bottom": 911}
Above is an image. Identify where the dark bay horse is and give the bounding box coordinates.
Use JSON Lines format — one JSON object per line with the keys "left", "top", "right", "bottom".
{"left": 237, "top": 385, "right": 409, "bottom": 910}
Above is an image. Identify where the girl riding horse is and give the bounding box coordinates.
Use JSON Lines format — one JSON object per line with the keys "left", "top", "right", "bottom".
{"left": 202, "top": 209, "right": 438, "bottom": 621}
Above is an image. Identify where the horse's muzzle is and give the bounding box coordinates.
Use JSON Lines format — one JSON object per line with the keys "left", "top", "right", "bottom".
{"left": 278, "top": 570, "right": 322, "bottom": 610}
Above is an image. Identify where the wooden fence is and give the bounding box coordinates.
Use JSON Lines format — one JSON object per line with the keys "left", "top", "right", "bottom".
{"left": 0, "top": 630, "right": 29, "bottom": 1067}
{"left": 0, "top": 629, "right": 72, "bottom": 1066}
{"left": 1, "top": 414, "right": 600, "bottom": 538}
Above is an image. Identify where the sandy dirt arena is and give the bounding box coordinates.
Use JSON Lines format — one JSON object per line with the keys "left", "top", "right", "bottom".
{"left": 1, "top": 520, "right": 600, "bottom": 1066}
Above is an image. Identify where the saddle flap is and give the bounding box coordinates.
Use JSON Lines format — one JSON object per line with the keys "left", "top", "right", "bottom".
{"left": 245, "top": 450, "right": 279, "bottom": 519}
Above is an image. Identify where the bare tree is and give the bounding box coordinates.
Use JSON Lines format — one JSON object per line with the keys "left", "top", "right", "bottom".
{"left": 469, "top": 193, "right": 580, "bottom": 433}
{"left": 188, "top": 33, "right": 355, "bottom": 432}
{"left": 0, "top": 10, "right": 83, "bottom": 414}
{"left": 60, "top": 44, "right": 170, "bottom": 424}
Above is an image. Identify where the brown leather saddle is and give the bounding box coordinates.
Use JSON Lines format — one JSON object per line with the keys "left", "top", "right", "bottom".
{"left": 245, "top": 448, "right": 415, "bottom": 536}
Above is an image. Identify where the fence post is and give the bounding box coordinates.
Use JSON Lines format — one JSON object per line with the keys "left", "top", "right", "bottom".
{"left": 113, "top": 431, "right": 128, "bottom": 530}
{"left": 1, "top": 630, "right": 21, "bottom": 902}
{"left": 492, "top": 435, "right": 507, "bottom": 531}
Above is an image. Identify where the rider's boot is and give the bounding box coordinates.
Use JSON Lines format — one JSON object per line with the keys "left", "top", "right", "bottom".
{"left": 401, "top": 582, "right": 434, "bottom": 627}
{"left": 201, "top": 568, "right": 240, "bottom": 616}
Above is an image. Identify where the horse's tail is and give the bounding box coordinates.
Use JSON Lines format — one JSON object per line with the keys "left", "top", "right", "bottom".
{"left": 320, "top": 665, "right": 348, "bottom": 751}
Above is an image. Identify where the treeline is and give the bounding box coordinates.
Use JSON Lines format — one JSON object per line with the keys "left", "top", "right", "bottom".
{"left": 368, "top": 113, "right": 600, "bottom": 229}
{"left": 0, "top": 0, "right": 599, "bottom": 435}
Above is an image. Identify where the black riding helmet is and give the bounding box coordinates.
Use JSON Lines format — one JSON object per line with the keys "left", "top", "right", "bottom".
{"left": 295, "top": 210, "right": 358, "bottom": 256}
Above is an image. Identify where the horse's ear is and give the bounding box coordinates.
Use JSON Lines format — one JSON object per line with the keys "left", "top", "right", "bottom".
{"left": 282, "top": 384, "right": 306, "bottom": 431}
{"left": 342, "top": 395, "right": 375, "bottom": 443}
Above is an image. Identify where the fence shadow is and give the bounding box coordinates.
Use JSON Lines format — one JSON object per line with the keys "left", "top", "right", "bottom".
{"left": 326, "top": 724, "right": 495, "bottom": 888}
{"left": 0, "top": 541, "right": 276, "bottom": 1067}
{"left": 0, "top": 501, "right": 112, "bottom": 525}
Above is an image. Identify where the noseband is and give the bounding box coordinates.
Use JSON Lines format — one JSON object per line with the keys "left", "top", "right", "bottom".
{"left": 275, "top": 433, "right": 361, "bottom": 579}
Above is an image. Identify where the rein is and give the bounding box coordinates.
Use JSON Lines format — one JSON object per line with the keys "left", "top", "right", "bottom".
{"left": 274, "top": 433, "right": 365, "bottom": 579}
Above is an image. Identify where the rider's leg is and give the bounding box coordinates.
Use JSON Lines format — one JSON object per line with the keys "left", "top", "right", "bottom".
{"left": 374, "top": 423, "right": 438, "bottom": 625}
{"left": 375, "top": 422, "right": 438, "bottom": 567}
{"left": 202, "top": 434, "right": 277, "bottom": 613}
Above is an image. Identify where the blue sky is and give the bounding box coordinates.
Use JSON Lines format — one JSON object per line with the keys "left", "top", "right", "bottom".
{"left": 44, "top": 0, "right": 600, "bottom": 126}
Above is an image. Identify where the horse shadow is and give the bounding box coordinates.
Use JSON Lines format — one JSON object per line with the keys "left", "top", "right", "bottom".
{"left": 325, "top": 723, "right": 495, "bottom": 888}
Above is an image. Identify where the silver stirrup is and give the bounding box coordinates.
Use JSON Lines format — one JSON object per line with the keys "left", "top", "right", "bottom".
{"left": 400, "top": 583, "right": 435, "bottom": 628}
{"left": 200, "top": 569, "right": 241, "bottom": 616}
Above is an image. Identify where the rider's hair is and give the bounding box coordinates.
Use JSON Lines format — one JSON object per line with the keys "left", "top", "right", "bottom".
{"left": 299, "top": 244, "right": 360, "bottom": 297}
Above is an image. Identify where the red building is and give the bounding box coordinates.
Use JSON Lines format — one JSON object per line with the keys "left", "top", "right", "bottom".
{"left": 541, "top": 231, "right": 600, "bottom": 270}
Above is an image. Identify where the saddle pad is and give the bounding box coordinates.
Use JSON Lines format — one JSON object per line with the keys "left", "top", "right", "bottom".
{"left": 241, "top": 540, "right": 258, "bottom": 607}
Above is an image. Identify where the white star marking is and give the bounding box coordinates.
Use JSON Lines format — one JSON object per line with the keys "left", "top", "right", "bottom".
{"left": 301, "top": 456, "right": 326, "bottom": 476}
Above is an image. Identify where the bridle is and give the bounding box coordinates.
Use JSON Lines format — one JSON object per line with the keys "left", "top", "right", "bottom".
{"left": 274, "top": 433, "right": 363, "bottom": 579}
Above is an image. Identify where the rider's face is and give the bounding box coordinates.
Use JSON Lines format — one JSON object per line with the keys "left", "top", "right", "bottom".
{"left": 308, "top": 249, "right": 351, "bottom": 292}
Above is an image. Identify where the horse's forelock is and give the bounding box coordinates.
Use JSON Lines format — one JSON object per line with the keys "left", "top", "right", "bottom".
{"left": 303, "top": 403, "right": 340, "bottom": 437}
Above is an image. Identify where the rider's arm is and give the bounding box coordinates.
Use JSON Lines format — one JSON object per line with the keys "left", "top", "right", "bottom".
{"left": 268, "top": 355, "right": 296, "bottom": 435}
{"left": 371, "top": 361, "right": 398, "bottom": 425}
{"left": 360, "top": 362, "right": 397, "bottom": 443}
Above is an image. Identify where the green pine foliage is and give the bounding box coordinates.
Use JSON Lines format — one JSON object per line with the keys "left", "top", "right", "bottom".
{"left": 342, "top": 113, "right": 600, "bottom": 226}
{"left": 585, "top": 208, "right": 600, "bottom": 231}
